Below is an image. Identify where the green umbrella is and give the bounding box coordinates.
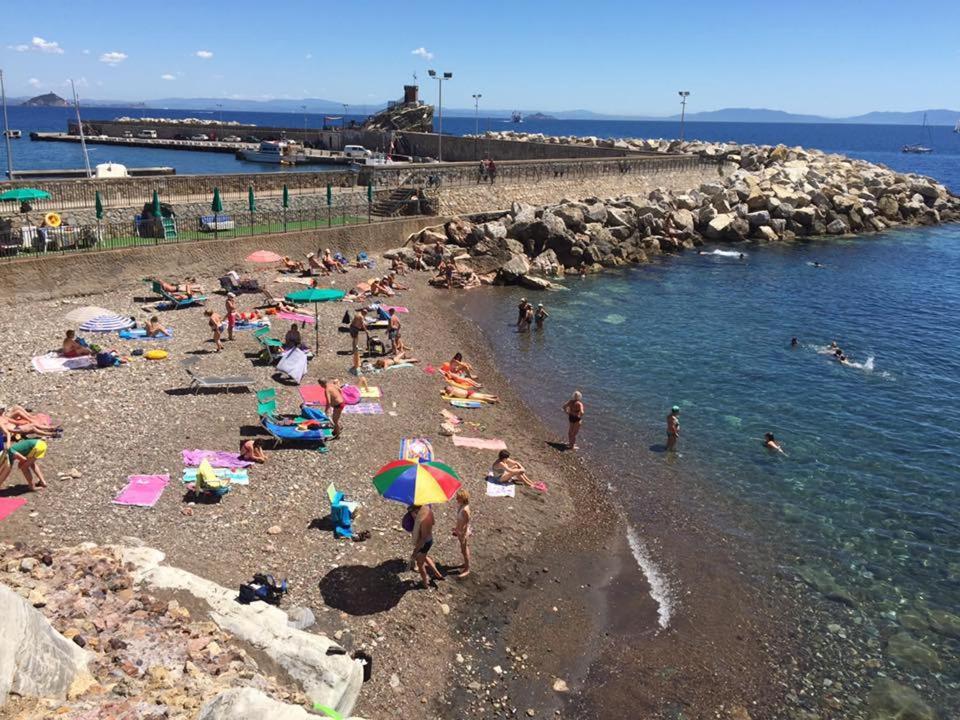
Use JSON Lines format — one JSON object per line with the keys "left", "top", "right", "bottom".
{"left": 282, "top": 184, "right": 289, "bottom": 208}
{"left": 94, "top": 190, "right": 103, "bottom": 220}
{"left": 284, "top": 287, "right": 346, "bottom": 353}
{"left": 211, "top": 187, "right": 223, "bottom": 214}
{"left": 0, "top": 187, "right": 51, "bottom": 202}
{"left": 151, "top": 190, "right": 161, "bottom": 217}
{"left": 247, "top": 185, "right": 256, "bottom": 213}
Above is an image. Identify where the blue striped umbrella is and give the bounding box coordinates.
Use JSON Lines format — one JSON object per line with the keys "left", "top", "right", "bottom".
{"left": 79, "top": 314, "right": 136, "bottom": 332}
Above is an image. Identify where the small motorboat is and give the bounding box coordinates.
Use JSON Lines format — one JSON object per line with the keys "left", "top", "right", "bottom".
{"left": 3, "top": 129, "right": 21, "bottom": 139}
{"left": 901, "top": 144, "right": 932, "bottom": 154}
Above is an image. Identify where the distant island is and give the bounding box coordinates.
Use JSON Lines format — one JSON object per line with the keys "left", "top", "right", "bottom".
{"left": 525, "top": 112, "right": 556, "bottom": 121}
{"left": 21, "top": 92, "right": 70, "bottom": 108}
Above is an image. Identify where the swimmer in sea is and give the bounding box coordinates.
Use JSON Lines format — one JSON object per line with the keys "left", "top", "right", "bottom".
{"left": 763, "top": 432, "right": 786, "bottom": 455}
{"left": 791, "top": 337, "right": 799, "bottom": 348}
{"left": 739, "top": 253, "right": 744, "bottom": 260}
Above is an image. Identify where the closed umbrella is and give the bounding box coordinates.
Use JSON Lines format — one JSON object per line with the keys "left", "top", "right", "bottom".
{"left": 0, "top": 188, "right": 51, "bottom": 202}
{"left": 151, "top": 190, "right": 161, "bottom": 217}
{"left": 282, "top": 184, "right": 289, "bottom": 231}
{"left": 372, "top": 459, "right": 462, "bottom": 506}
{"left": 247, "top": 185, "right": 256, "bottom": 213}
{"left": 211, "top": 187, "right": 223, "bottom": 238}
{"left": 94, "top": 190, "right": 103, "bottom": 220}
{"left": 284, "top": 287, "right": 346, "bottom": 353}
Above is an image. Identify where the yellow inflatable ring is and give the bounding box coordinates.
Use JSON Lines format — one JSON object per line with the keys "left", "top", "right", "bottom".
{"left": 44, "top": 212, "right": 62, "bottom": 228}
{"left": 144, "top": 349, "right": 168, "bottom": 360}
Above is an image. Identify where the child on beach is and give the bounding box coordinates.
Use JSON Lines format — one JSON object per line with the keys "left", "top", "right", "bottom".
{"left": 204, "top": 309, "right": 223, "bottom": 352}
{"left": 239, "top": 439, "right": 268, "bottom": 464}
{"left": 0, "top": 438, "right": 48, "bottom": 491}
{"left": 144, "top": 316, "right": 170, "bottom": 338}
{"left": 452, "top": 489, "right": 472, "bottom": 578}
{"left": 225, "top": 292, "right": 238, "bottom": 341}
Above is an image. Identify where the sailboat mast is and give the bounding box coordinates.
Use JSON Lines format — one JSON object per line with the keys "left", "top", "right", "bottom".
{"left": 71, "top": 79, "right": 92, "bottom": 178}
{"left": 1, "top": 69, "right": 14, "bottom": 180}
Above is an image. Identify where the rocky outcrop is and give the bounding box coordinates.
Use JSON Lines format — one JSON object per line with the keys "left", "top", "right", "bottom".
{"left": 0, "top": 584, "right": 94, "bottom": 707}
{"left": 396, "top": 135, "right": 958, "bottom": 288}
{"left": 123, "top": 546, "right": 364, "bottom": 716}
{"left": 363, "top": 103, "right": 433, "bottom": 133}
{"left": 198, "top": 687, "right": 368, "bottom": 720}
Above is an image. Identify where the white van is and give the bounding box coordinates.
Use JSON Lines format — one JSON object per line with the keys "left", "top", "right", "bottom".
{"left": 137, "top": 129, "right": 158, "bottom": 139}
{"left": 343, "top": 145, "right": 372, "bottom": 159}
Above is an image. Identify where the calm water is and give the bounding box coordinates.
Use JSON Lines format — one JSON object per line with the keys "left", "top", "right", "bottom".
{"left": 2, "top": 106, "right": 959, "bottom": 188}
{"left": 462, "top": 226, "right": 960, "bottom": 698}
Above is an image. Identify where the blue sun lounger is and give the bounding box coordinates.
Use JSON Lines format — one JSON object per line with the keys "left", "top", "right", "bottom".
{"left": 260, "top": 417, "right": 330, "bottom": 448}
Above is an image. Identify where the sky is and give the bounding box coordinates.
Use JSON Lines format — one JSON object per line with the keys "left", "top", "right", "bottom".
{"left": 1, "top": 0, "right": 958, "bottom": 117}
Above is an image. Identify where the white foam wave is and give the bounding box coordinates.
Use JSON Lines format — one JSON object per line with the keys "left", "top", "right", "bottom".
{"left": 602, "top": 313, "right": 627, "bottom": 325}
{"left": 704, "top": 249, "right": 744, "bottom": 257}
{"left": 625, "top": 525, "right": 675, "bottom": 630}
{"left": 847, "top": 355, "right": 875, "bottom": 372}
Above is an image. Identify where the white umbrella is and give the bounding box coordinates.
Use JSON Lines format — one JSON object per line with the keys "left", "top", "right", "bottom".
{"left": 64, "top": 306, "right": 114, "bottom": 323}
{"left": 79, "top": 315, "right": 136, "bottom": 332}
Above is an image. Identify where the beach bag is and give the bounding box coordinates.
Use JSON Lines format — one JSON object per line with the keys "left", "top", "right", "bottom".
{"left": 401, "top": 510, "right": 415, "bottom": 533}
{"left": 95, "top": 351, "right": 119, "bottom": 368}
{"left": 238, "top": 573, "right": 288, "bottom": 605}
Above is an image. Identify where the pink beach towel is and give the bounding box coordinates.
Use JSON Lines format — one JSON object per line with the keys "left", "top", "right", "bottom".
{"left": 0, "top": 497, "right": 27, "bottom": 522}
{"left": 181, "top": 450, "right": 253, "bottom": 468}
{"left": 342, "top": 402, "right": 383, "bottom": 415}
{"left": 112, "top": 475, "right": 169, "bottom": 508}
{"left": 381, "top": 305, "right": 409, "bottom": 314}
{"left": 31, "top": 353, "right": 96, "bottom": 373}
{"left": 277, "top": 311, "right": 316, "bottom": 324}
{"left": 299, "top": 385, "right": 326, "bottom": 406}
{"left": 341, "top": 385, "right": 361, "bottom": 405}
{"left": 452, "top": 436, "right": 508, "bottom": 451}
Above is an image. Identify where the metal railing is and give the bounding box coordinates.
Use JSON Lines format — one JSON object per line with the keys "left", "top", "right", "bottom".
{"left": 0, "top": 199, "right": 397, "bottom": 262}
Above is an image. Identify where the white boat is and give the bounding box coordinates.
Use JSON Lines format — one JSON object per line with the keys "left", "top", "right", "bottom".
{"left": 954, "top": 119, "right": 959, "bottom": 134}
{"left": 351, "top": 152, "right": 397, "bottom": 167}
{"left": 3, "top": 129, "right": 21, "bottom": 139}
{"left": 239, "top": 140, "right": 302, "bottom": 164}
{"left": 94, "top": 162, "right": 128, "bottom": 178}
{"left": 901, "top": 112, "right": 933, "bottom": 154}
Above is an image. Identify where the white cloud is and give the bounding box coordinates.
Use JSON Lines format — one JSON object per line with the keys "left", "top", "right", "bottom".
{"left": 81, "top": 49, "right": 90, "bottom": 55}
{"left": 305, "top": 53, "right": 313, "bottom": 60}
{"left": 10, "top": 44, "right": 29, "bottom": 52}
{"left": 195, "top": 50, "right": 214, "bottom": 59}
{"left": 31, "top": 36, "right": 64, "bottom": 54}
{"left": 28, "top": 78, "right": 41, "bottom": 88}
{"left": 99, "top": 51, "right": 128, "bottom": 65}
{"left": 411, "top": 47, "right": 433, "bottom": 61}
{"left": 160, "top": 73, "right": 176, "bottom": 81}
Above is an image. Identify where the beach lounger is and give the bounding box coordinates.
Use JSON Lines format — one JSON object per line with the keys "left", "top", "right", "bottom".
{"left": 183, "top": 359, "right": 253, "bottom": 393}
{"left": 151, "top": 280, "right": 207, "bottom": 309}
{"left": 260, "top": 416, "right": 329, "bottom": 448}
{"left": 199, "top": 214, "right": 235, "bottom": 232}
{"left": 219, "top": 274, "right": 262, "bottom": 294}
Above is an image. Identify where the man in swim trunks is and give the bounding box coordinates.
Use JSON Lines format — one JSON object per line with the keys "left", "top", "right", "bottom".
{"left": 410, "top": 504, "right": 443, "bottom": 589}
{"left": 204, "top": 309, "right": 223, "bottom": 352}
{"left": 516, "top": 298, "right": 528, "bottom": 327}
{"left": 61, "top": 330, "right": 93, "bottom": 358}
{"left": 349, "top": 311, "right": 368, "bottom": 354}
{"left": 1, "top": 438, "right": 48, "bottom": 491}
{"left": 388, "top": 309, "right": 402, "bottom": 354}
{"left": 666, "top": 405, "right": 681, "bottom": 452}
{"left": 444, "top": 385, "right": 499, "bottom": 403}
{"left": 562, "top": 391, "right": 584, "bottom": 450}
{"left": 319, "top": 378, "right": 345, "bottom": 438}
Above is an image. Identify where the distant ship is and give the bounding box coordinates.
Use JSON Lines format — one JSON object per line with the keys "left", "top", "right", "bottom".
{"left": 954, "top": 119, "right": 959, "bottom": 134}
{"left": 511, "top": 111, "right": 523, "bottom": 123}
{"left": 902, "top": 112, "right": 933, "bottom": 154}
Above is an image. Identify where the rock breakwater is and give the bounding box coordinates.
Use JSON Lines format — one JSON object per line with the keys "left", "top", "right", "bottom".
{"left": 410, "top": 136, "right": 959, "bottom": 286}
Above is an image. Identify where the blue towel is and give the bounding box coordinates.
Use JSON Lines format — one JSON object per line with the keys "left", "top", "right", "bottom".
{"left": 263, "top": 418, "right": 327, "bottom": 441}
{"left": 118, "top": 328, "right": 173, "bottom": 340}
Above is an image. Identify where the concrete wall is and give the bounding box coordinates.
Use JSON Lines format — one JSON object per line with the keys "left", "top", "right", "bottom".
{"left": 0, "top": 216, "right": 444, "bottom": 304}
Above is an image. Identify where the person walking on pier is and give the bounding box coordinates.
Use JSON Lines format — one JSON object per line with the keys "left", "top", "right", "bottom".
{"left": 487, "top": 158, "right": 497, "bottom": 184}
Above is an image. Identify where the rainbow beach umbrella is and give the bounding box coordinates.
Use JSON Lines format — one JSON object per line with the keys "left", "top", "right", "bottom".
{"left": 372, "top": 459, "right": 461, "bottom": 505}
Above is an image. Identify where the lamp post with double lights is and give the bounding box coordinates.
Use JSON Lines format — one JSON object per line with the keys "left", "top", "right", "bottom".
{"left": 678, "top": 90, "right": 690, "bottom": 142}
{"left": 428, "top": 69, "right": 453, "bottom": 162}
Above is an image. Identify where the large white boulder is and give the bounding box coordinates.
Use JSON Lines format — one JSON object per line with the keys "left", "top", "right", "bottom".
{"left": 0, "top": 584, "right": 94, "bottom": 707}
{"left": 122, "top": 547, "right": 363, "bottom": 717}
{"left": 198, "top": 687, "right": 369, "bottom": 720}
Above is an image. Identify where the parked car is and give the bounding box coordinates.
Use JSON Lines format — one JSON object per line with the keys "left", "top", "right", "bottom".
{"left": 137, "top": 129, "right": 158, "bottom": 139}
{"left": 243, "top": 135, "right": 261, "bottom": 143}
{"left": 173, "top": 134, "right": 189, "bottom": 141}
{"left": 122, "top": 130, "right": 133, "bottom": 138}
{"left": 343, "top": 145, "right": 372, "bottom": 159}
{"left": 190, "top": 134, "right": 210, "bottom": 141}
{"left": 222, "top": 135, "right": 242, "bottom": 143}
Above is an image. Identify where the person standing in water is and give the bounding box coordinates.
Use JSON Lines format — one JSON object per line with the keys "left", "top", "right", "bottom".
{"left": 666, "top": 405, "right": 681, "bottom": 452}
{"left": 562, "top": 391, "right": 585, "bottom": 450}
{"left": 516, "top": 298, "right": 528, "bottom": 328}
{"left": 535, "top": 303, "right": 549, "bottom": 330}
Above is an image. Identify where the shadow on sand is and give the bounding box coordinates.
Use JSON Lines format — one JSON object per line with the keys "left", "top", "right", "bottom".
{"left": 319, "top": 559, "right": 414, "bottom": 615}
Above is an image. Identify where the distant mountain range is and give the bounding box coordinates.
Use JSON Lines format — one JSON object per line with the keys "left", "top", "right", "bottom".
{"left": 6, "top": 94, "right": 959, "bottom": 126}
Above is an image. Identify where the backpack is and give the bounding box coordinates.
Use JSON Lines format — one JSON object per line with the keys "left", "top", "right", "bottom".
{"left": 238, "top": 573, "right": 288, "bottom": 605}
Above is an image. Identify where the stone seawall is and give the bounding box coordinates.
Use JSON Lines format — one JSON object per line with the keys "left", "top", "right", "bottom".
{"left": 437, "top": 163, "right": 725, "bottom": 216}
{"left": 0, "top": 216, "right": 446, "bottom": 304}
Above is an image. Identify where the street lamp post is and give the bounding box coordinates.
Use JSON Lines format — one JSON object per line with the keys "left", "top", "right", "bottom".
{"left": 342, "top": 103, "right": 349, "bottom": 130}
{"left": 472, "top": 93, "right": 482, "bottom": 135}
{"left": 301, "top": 104, "right": 307, "bottom": 143}
{"left": 428, "top": 69, "right": 453, "bottom": 162}
{"left": 216, "top": 103, "right": 223, "bottom": 126}
{"left": 678, "top": 90, "right": 690, "bottom": 142}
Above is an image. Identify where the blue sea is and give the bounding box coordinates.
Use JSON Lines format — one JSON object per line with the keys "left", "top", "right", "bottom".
{"left": 1, "top": 105, "right": 959, "bottom": 189}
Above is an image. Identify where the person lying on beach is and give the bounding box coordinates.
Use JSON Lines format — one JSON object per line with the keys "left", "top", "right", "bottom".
{"left": 448, "top": 352, "right": 477, "bottom": 379}
{"left": 409, "top": 503, "right": 443, "bottom": 589}
{"left": 318, "top": 378, "right": 345, "bottom": 438}
{"left": 0, "top": 413, "right": 60, "bottom": 440}
{"left": 281, "top": 256, "right": 306, "bottom": 273}
{"left": 491, "top": 450, "right": 539, "bottom": 490}
{"left": 2, "top": 406, "right": 62, "bottom": 437}
{"left": 385, "top": 273, "right": 409, "bottom": 291}
{"left": 369, "top": 278, "right": 394, "bottom": 297}
{"left": 239, "top": 439, "right": 268, "bottom": 464}
{"left": 144, "top": 316, "right": 170, "bottom": 338}
{"left": 0, "top": 438, "right": 48, "bottom": 491}
{"left": 763, "top": 432, "right": 786, "bottom": 455}
{"left": 374, "top": 352, "right": 420, "bottom": 369}
{"left": 61, "top": 329, "right": 93, "bottom": 358}
{"left": 444, "top": 385, "right": 499, "bottom": 403}
{"left": 452, "top": 489, "right": 472, "bottom": 578}
{"left": 204, "top": 309, "right": 224, "bottom": 352}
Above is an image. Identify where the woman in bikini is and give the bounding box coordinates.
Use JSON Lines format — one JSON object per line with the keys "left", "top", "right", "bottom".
{"left": 452, "top": 489, "right": 472, "bottom": 578}
{"left": 448, "top": 352, "right": 477, "bottom": 379}
{"left": 491, "top": 450, "right": 539, "bottom": 490}
{"left": 444, "top": 385, "right": 499, "bottom": 403}
{"left": 239, "top": 439, "right": 268, "bottom": 464}
{"left": 562, "top": 391, "right": 585, "bottom": 450}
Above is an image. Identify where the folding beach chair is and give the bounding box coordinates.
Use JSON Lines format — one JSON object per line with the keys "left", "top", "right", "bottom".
{"left": 151, "top": 280, "right": 207, "bottom": 309}
{"left": 182, "top": 358, "right": 254, "bottom": 393}
{"left": 253, "top": 326, "right": 284, "bottom": 363}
